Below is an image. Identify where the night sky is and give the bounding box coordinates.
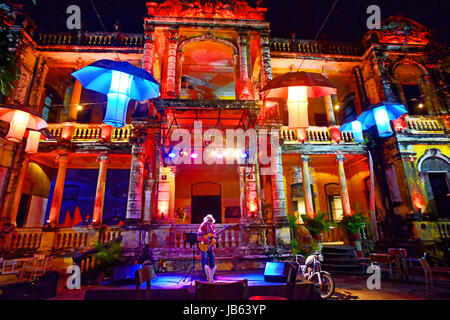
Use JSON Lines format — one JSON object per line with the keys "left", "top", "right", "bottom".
{"left": 12, "top": 0, "right": 450, "bottom": 43}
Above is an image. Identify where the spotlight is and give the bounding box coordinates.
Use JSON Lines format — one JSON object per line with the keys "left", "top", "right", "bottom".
{"left": 168, "top": 152, "right": 176, "bottom": 158}
{"left": 191, "top": 153, "right": 198, "bottom": 159}
{"left": 240, "top": 152, "right": 248, "bottom": 158}
{"left": 418, "top": 103, "right": 424, "bottom": 109}
{"left": 77, "top": 105, "right": 83, "bottom": 111}
{"left": 334, "top": 104, "right": 340, "bottom": 110}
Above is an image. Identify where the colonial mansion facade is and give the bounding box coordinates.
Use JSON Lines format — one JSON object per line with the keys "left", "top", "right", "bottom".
{"left": 0, "top": 0, "right": 449, "bottom": 270}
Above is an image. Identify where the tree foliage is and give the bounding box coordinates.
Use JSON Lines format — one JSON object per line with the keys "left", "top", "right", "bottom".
{"left": 0, "top": 4, "right": 21, "bottom": 96}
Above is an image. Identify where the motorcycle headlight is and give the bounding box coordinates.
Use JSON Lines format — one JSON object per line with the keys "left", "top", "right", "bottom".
{"left": 318, "top": 254, "right": 324, "bottom": 262}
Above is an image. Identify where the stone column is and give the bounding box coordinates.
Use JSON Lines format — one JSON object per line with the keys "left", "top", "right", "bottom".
{"left": 260, "top": 31, "right": 272, "bottom": 87}
{"left": 254, "top": 160, "right": 263, "bottom": 221}
{"left": 301, "top": 155, "right": 314, "bottom": 218}
{"left": 126, "top": 144, "right": 145, "bottom": 222}
{"left": 270, "top": 142, "right": 287, "bottom": 224}
{"left": 368, "top": 152, "right": 378, "bottom": 241}
{"left": 336, "top": 154, "right": 351, "bottom": 216}
{"left": 69, "top": 80, "right": 82, "bottom": 121}
{"left": 165, "top": 27, "right": 179, "bottom": 98}
{"left": 143, "top": 178, "right": 155, "bottom": 223}
{"left": 238, "top": 166, "right": 247, "bottom": 221}
{"left": 370, "top": 49, "right": 396, "bottom": 103}
{"left": 245, "top": 167, "right": 258, "bottom": 219}
{"left": 238, "top": 32, "right": 253, "bottom": 100}
{"left": 168, "top": 166, "right": 176, "bottom": 221}
{"left": 324, "top": 95, "right": 336, "bottom": 125}
{"left": 0, "top": 144, "right": 20, "bottom": 222}
{"left": 49, "top": 154, "right": 69, "bottom": 226}
{"left": 142, "top": 27, "right": 155, "bottom": 73}
{"left": 8, "top": 156, "right": 30, "bottom": 226}
{"left": 27, "top": 55, "right": 48, "bottom": 109}
{"left": 93, "top": 154, "right": 108, "bottom": 225}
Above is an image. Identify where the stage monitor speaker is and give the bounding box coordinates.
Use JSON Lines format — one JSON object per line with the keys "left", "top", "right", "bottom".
{"left": 263, "top": 262, "right": 291, "bottom": 283}
{"left": 112, "top": 264, "right": 142, "bottom": 286}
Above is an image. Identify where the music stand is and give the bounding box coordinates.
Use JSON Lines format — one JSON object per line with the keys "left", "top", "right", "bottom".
{"left": 180, "top": 232, "right": 199, "bottom": 283}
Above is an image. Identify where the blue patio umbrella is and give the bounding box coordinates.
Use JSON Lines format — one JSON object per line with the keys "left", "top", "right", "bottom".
{"left": 357, "top": 102, "right": 408, "bottom": 137}
{"left": 71, "top": 59, "right": 160, "bottom": 127}
{"left": 339, "top": 117, "right": 364, "bottom": 143}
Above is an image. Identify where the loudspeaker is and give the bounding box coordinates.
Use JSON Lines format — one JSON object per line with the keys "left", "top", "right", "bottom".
{"left": 112, "top": 264, "right": 142, "bottom": 286}
{"left": 263, "top": 262, "right": 291, "bottom": 283}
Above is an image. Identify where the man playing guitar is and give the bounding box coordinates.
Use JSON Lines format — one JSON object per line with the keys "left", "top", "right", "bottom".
{"left": 197, "top": 214, "right": 216, "bottom": 278}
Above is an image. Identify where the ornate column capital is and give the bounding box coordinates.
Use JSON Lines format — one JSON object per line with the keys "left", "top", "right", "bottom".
{"left": 168, "top": 26, "right": 179, "bottom": 43}
{"left": 96, "top": 153, "right": 109, "bottom": 163}
{"left": 238, "top": 31, "right": 249, "bottom": 45}
{"left": 144, "top": 27, "right": 155, "bottom": 41}
{"left": 336, "top": 154, "right": 347, "bottom": 162}
{"left": 301, "top": 154, "right": 311, "bottom": 163}
{"left": 56, "top": 154, "right": 69, "bottom": 164}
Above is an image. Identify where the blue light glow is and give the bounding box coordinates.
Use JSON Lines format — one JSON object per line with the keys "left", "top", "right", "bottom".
{"left": 103, "top": 71, "right": 134, "bottom": 127}
{"left": 373, "top": 106, "right": 393, "bottom": 137}
{"left": 351, "top": 121, "right": 364, "bottom": 143}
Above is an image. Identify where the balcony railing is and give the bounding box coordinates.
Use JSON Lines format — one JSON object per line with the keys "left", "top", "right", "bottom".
{"left": 2, "top": 226, "right": 123, "bottom": 256}
{"left": 270, "top": 38, "right": 363, "bottom": 57}
{"left": 280, "top": 126, "right": 356, "bottom": 144}
{"left": 44, "top": 123, "right": 133, "bottom": 143}
{"left": 36, "top": 31, "right": 144, "bottom": 48}
{"left": 402, "top": 115, "right": 448, "bottom": 133}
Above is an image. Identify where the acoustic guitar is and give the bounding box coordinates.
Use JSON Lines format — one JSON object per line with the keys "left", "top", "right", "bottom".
{"left": 198, "top": 224, "right": 232, "bottom": 252}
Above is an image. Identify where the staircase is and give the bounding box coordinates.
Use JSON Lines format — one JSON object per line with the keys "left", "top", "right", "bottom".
{"left": 321, "top": 245, "right": 362, "bottom": 275}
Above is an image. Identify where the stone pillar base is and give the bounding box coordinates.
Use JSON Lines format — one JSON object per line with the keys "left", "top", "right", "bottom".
{"left": 37, "top": 230, "right": 57, "bottom": 254}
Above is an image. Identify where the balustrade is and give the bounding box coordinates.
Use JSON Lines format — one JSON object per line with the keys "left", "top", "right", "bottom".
{"left": 280, "top": 126, "right": 356, "bottom": 144}
{"left": 270, "top": 38, "right": 363, "bottom": 56}
{"left": 404, "top": 115, "right": 447, "bottom": 133}
{"left": 4, "top": 228, "right": 43, "bottom": 251}
{"left": 44, "top": 123, "right": 133, "bottom": 143}
{"left": 37, "top": 32, "right": 143, "bottom": 47}
{"left": 437, "top": 221, "right": 450, "bottom": 239}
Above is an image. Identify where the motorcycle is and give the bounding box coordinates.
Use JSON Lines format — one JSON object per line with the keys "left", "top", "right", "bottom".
{"left": 295, "top": 251, "right": 335, "bottom": 299}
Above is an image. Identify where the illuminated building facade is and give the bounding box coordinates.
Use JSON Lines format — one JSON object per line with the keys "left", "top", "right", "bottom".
{"left": 0, "top": 1, "right": 448, "bottom": 270}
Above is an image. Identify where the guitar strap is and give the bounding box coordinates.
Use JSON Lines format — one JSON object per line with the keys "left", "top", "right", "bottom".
{"left": 206, "top": 223, "right": 212, "bottom": 252}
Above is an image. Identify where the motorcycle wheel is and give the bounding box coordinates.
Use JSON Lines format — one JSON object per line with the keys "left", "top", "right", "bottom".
{"left": 312, "top": 273, "right": 335, "bottom": 299}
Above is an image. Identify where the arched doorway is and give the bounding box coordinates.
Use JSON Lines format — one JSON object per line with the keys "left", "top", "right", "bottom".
{"left": 418, "top": 149, "right": 450, "bottom": 218}
{"left": 191, "top": 182, "right": 222, "bottom": 223}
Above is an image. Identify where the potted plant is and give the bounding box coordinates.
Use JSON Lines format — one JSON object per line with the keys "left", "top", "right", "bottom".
{"left": 91, "top": 240, "right": 123, "bottom": 284}
{"left": 301, "top": 212, "right": 335, "bottom": 250}
{"left": 338, "top": 211, "right": 369, "bottom": 246}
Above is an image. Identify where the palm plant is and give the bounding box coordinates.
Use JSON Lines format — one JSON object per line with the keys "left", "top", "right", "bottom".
{"left": 301, "top": 211, "right": 336, "bottom": 239}
{"left": 92, "top": 240, "right": 123, "bottom": 277}
{"left": 338, "top": 211, "right": 370, "bottom": 240}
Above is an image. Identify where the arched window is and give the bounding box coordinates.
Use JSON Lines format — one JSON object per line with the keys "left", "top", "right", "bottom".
{"left": 180, "top": 40, "right": 236, "bottom": 100}
{"left": 418, "top": 149, "right": 450, "bottom": 218}
{"left": 393, "top": 63, "right": 427, "bottom": 115}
